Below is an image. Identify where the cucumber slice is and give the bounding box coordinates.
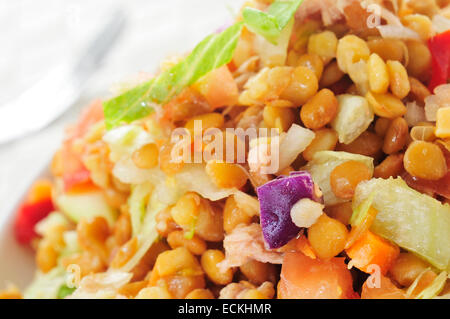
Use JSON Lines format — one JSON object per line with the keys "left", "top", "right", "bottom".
{"left": 354, "top": 177, "right": 450, "bottom": 271}
{"left": 56, "top": 191, "right": 117, "bottom": 226}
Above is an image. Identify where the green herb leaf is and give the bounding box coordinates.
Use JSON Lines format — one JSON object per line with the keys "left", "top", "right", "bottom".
{"left": 243, "top": 0, "right": 304, "bottom": 44}
{"left": 103, "top": 22, "right": 244, "bottom": 129}
{"left": 57, "top": 284, "right": 76, "bottom": 299}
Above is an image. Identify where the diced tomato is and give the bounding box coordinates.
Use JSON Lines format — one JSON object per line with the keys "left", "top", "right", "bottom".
{"left": 277, "top": 252, "right": 355, "bottom": 299}
{"left": 68, "top": 99, "right": 104, "bottom": 140}
{"left": 361, "top": 275, "right": 407, "bottom": 299}
{"left": 194, "top": 66, "right": 239, "bottom": 109}
{"left": 14, "top": 199, "right": 54, "bottom": 245}
{"left": 15, "top": 180, "right": 55, "bottom": 244}
{"left": 428, "top": 30, "right": 450, "bottom": 91}
{"left": 62, "top": 164, "right": 91, "bottom": 193}
{"left": 60, "top": 100, "right": 105, "bottom": 191}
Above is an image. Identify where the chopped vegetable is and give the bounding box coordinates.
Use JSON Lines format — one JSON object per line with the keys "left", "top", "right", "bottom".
{"left": 290, "top": 198, "right": 323, "bottom": 228}
{"left": 277, "top": 124, "right": 315, "bottom": 173}
{"left": 331, "top": 94, "right": 374, "bottom": 145}
{"left": 128, "top": 182, "right": 153, "bottom": 236}
{"left": 436, "top": 107, "right": 450, "bottom": 138}
{"left": 353, "top": 177, "right": 450, "bottom": 271}
{"left": 361, "top": 275, "right": 407, "bottom": 299}
{"left": 406, "top": 268, "right": 437, "bottom": 298}
{"left": 24, "top": 267, "right": 67, "bottom": 299}
{"left": 243, "top": 0, "right": 304, "bottom": 44}
{"left": 56, "top": 191, "right": 117, "bottom": 227}
{"left": 278, "top": 252, "right": 355, "bottom": 299}
{"left": 424, "top": 84, "right": 450, "bottom": 122}
{"left": 257, "top": 171, "right": 317, "bottom": 248}
{"left": 35, "top": 212, "right": 70, "bottom": 238}
{"left": 14, "top": 180, "right": 55, "bottom": 244}
{"left": 303, "top": 151, "right": 374, "bottom": 206}
{"left": 428, "top": 30, "right": 450, "bottom": 91}
{"left": 415, "top": 271, "right": 448, "bottom": 299}
{"left": 57, "top": 284, "right": 76, "bottom": 299}
{"left": 193, "top": 66, "right": 239, "bottom": 109}
{"left": 346, "top": 230, "right": 400, "bottom": 275}
{"left": 253, "top": 19, "right": 294, "bottom": 67}
{"left": 103, "top": 125, "right": 155, "bottom": 163}
{"left": 345, "top": 193, "right": 377, "bottom": 249}
{"left": 14, "top": 199, "right": 54, "bottom": 245}
{"left": 103, "top": 23, "right": 243, "bottom": 129}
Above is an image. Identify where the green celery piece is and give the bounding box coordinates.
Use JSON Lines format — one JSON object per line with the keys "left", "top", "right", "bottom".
{"left": 353, "top": 177, "right": 450, "bottom": 271}
{"left": 349, "top": 192, "right": 375, "bottom": 226}
{"left": 416, "top": 271, "right": 448, "bottom": 299}
{"left": 57, "top": 284, "right": 76, "bottom": 299}
{"left": 242, "top": 8, "right": 280, "bottom": 44}
{"left": 103, "top": 22, "right": 244, "bottom": 129}
{"left": 243, "top": 0, "right": 303, "bottom": 44}
{"left": 268, "top": 0, "right": 304, "bottom": 28}
{"left": 128, "top": 182, "right": 153, "bottom": 237}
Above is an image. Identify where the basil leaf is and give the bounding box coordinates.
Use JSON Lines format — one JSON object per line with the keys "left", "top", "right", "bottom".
{"left": 243, "top": 0, "right": 304, "bottom": 44}
{"left": 104, "top": 22, "right": 244, "bottom": 129}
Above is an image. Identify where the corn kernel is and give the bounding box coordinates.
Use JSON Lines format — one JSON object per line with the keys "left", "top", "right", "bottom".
{"left": 297, "top": 53, "right": 324, "bottom": 80}
{"left": 170, "top": 192, "right": 201, "bottom": 227}
{"left": 401, "top": 14, "right": 433, "bottom": 40}
{"left": 336, "top": 35, "right": 370, "bottom": 73}
{"left": 368, "top": 53, "right": 389, "bottom": 94}
{"left": 132, "top": 143, "right": 159, "bottom": 169}
{"left": 386, "top": 60, "right": 410, "bottom": 99}
{"left": 263, "top": 106, "right": 295, "bottom": 132}
{"left": 435, "top": 107, "right": 450, "bottom": 138}
{"left": 153, "top": 247, "right": 203, "bottom": 278}
{"left": 135, "top": 286, "right": 172, "bottom": 299}
{"left": 185, "top": 113, "right": 224, "bottom": 134}
{"left": 205, "top": 160, "right": 248, "bottom": 189}
{"left": 308, "top": 31, "right": 338, "bottom": 61}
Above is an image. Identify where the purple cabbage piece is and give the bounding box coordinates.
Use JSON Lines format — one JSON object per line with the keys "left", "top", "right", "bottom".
{"left": 256, "top": 171, "right": 316, "bottom": 249}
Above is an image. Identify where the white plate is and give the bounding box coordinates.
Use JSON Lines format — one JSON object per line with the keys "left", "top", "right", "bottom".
{"left": 0, "top": 168, "right": 52, "bottom": 289}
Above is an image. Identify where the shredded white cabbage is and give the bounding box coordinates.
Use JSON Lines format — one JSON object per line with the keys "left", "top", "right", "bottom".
{"left": 103, "top": 124, "right": 155, "bottom": 163}
{"left": 24, "top": 267, "right": 66, "bottom": 299}
{"left": 424, "top": 84, "right": 450, "bottom": 122}
{"left": 69, "top": 270, "right": 132, "bottom": 299}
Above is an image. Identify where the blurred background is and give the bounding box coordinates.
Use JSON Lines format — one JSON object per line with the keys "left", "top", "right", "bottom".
{"left": 0, "top": 0, "right": 243, "bottom": 220}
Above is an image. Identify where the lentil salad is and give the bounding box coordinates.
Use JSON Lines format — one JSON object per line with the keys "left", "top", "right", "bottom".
{"left": 2, "top": 0, "right": 450, "bottom": 299}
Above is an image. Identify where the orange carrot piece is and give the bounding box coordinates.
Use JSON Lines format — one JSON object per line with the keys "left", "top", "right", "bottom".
{"left": 345, "top": 206, "right": 378, "bottom": 249}
{"left": 194, "top": 66, "right": 239, "bottom": 109}
{"left": 27, "top": 179, "right": 53, "bottom": 204}
{"left": 295, "top": 236, "right": 317, "bottom": 259}
{"left": 346, "top": 230, "right": 400, "bottom": 275}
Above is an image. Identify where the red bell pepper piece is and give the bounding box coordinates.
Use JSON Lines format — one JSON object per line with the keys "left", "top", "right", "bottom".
{"left": 14, "top": 180, "right": 55, "bottom": 245}
{"left": 428, "top": 30, "right": 450, "bottom": 91}
{"left": 14, "top": 198, "right": 54, "bottom": 245}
